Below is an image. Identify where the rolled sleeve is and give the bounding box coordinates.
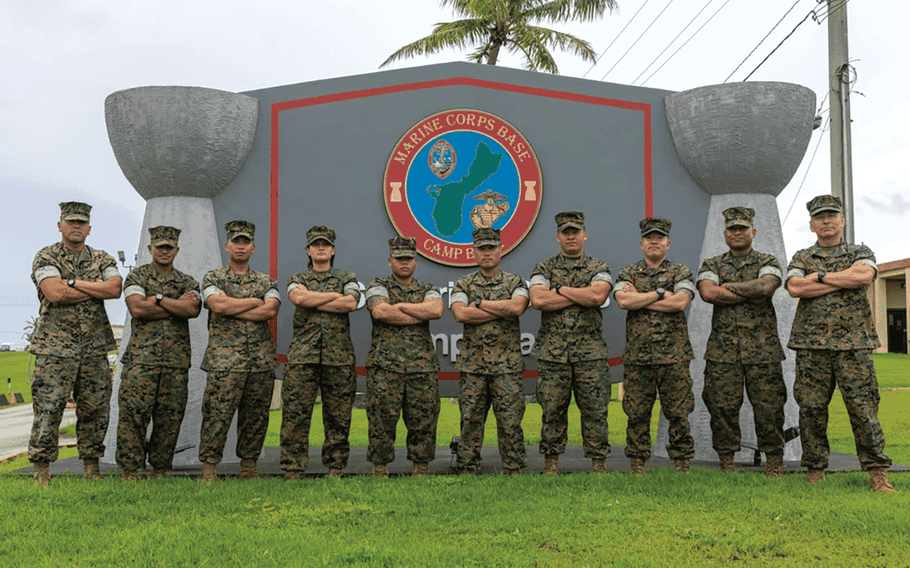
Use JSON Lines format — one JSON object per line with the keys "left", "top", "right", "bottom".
{"left": 365, "top": 286, "right": 389, "bottom": 301}
{"left": 34, "top": 265, "right": 61, "bottom": 284}
{"left": 529, "top": 274, "right": 550, "bottom": 288}
{"left": 202, "top": 285, "right": 221, "bottom": 304}
{"left": 697, "top": 270, "right": 719, "bottom": 285}
{"left": 785, "top": 268, "right": 805, "bottom": 285}
{"left": 343, "top": 282, "right": 361, "bottom": 299}
{"left": 123, "top": 284, "right": 146, "bottom": 298}
{"left": 591, "top": 271, "right": 613, "bottom": 285}
{"left": 759, "top": 266, "right": 783, "bottom": 280}
{"left": 675, "top": 279, "right": 697, "bottom": 297}
{"left": 102, "top": 267, "right": 121, "bottom": 281}
{"left": 450, "top": 291, "right": 469, "bottom": 305}
{"left": 424, "top": 289, "right": 442, "bottom": 301}
{"left": 264, "top": 288, "right": 281, "bottom": 303}
{"left": 511, "top": 287, "right": 529, "bottom": 299}
{"left": 861, "top": 258, "right": 878, "bottom": 277}
{"left": 287, "top": 282, "right": 299, "bottom": 294}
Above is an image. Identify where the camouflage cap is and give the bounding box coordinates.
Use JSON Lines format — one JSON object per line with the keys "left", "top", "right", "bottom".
{"left": 639, "top": 217, "right": 671, "bottom": 237}
{"left": 723, "top": 207, "right": 755, "bottom": 229}
{"left": 472, "top": 227, "right": 501, "bottom": 247}
{"left": 807, "top": 194, "right": 843, "bottom": 216}
{"left": 306, "top": 225, "right": 336, "bottom": 247}
{"left": 389, "top": 236, "right": 417, "bottom": 258}
{"left": 225, "top": 220, "right": 255, "bottom": 241}
{"left": 59, "top": 201, "right": 92, "bottom": 222}
{"left": 555, "top": 211, "right": 585, "bottom": 232}
{"left": 149, "top": 225, "right": 181, "bottom": 247}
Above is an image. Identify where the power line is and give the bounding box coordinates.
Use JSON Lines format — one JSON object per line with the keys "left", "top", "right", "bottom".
{"left": 631, "top": 0, "right": 715, "bottom": 86}
{"left": 724, "top": 0, "right": 805, "bottom": 83}
{"left": 600, "top": 0, "right": 676, "bottom": 82}
{"left": 783, "top": 116, "right": 830, "bottom": 225}
{"left": 639, "top": 0, "right": 733, "bottom": 86}
{"left": 582, "top": 0, "right": 652, "bottom": 79}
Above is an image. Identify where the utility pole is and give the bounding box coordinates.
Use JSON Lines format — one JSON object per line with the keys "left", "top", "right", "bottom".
{"left": 827, "top": 0, "right": 854, "bottom": 243}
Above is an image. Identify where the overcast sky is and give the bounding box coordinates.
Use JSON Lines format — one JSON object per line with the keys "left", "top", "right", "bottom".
{"left": 1, "top": 0, "right": 906, "bottom": 345}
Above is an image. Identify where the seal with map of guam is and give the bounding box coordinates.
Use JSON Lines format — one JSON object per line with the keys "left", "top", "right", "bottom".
{"left": 383, "top": 109, "right": 543, "bottom": 267}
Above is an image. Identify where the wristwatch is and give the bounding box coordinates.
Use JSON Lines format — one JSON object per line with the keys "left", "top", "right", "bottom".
{"left": 554, "top": 285, "right": 563, "bottom": 295}
{"left": 67, "top": 278, "right": 75, "bottom": 287}
{"left": 655, "top": 287, "right": 666, "bottom": 301}
{"left": 816, "top": 271, "right": 826, "bottom": 283}
{"left": 474, "top": 298, "right": 482, "bottom": 308}
{"left": 155, "top": 293, "right": 164, "bottom": 305}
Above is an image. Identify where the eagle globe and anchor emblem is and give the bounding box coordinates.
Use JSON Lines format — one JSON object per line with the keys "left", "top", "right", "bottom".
{"left": 383, "top": 109, "right": 543, "bottom": 267}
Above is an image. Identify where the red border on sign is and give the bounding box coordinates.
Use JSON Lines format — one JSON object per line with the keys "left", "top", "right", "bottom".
{"left": 269, "top": 76, "right": 654, "bottom": 370}
{"left": 383, "top": 109, "right": 542, "bottom": 267}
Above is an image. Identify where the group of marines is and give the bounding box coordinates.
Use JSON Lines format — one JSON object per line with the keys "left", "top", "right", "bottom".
{"left": 27, "top": 195, "right": 894, "bottom": 492}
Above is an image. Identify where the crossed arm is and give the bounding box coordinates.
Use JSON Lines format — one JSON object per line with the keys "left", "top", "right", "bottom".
{"left": 614, "top": 283, "right": 692, "bottom": 313}
{"left": 786, "top": 260, "right": 874, "bottom": 298}
{"left": 369, "top": 297, "right": 444, "bottom": 325}
{"left": 40, "top": 276, "right": 123, "bottom": 305}
{"left": 288, "top": 285, "right": 358, "bottom": 313}
{"left": 206, "top": 293, "right": 280, "bottom": 321}
{"left": 451, "top": 295, "right": 529, "bottom": 324}
{"left": 698, "top": 275, "right": 780, "bottom": 306}
{"left": 126, "top": 291, "right": 202, "bottom": 320}
{"left": 529, "top": 281, "right": 611, "bottom": 312}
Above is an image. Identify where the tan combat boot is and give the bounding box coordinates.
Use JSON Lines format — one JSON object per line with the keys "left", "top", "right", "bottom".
{"left": 674, "top": 458, "right": 690, "bottom": 473}
{"left": 240, "top": 459, "right": 260, "bottom": 480}
{"left": 149, "top": 468, "right": 167, "bottom": 480}
{"left": 629, "top": 457, "right": 646, "bottom": 475}
{"left": 764, "top": 455, "right": 782, "bottom": 479}
{"left": 372, "top": 465, "right": 389, "bottom": 479}
{"left": 33, "top": 461, "right": 51, "bottom": 487}
{"left": 592, "top": 458, "right": 607, "bottom": 473}
{"left": 121, "top": 469, "right": 139, "bottom": 482}
{"left": 413, "top": 462, "right": 429, "bottom": 476}
{"left": 83, "top": 458, "right": 103, "bottom": 480}
{"left": 869, "top": 468, "right": 895, "bottom": 492}
{"left": 543, "top": 455, "right": 559, "bottom": 475}
{"left": 202, "top": 462, "right": 219, "bottom": 482}
{"left": 805, "top": 468, "right": 825, "bottom": 484}
{"left": 284, "top": 470, "right": 302, "bottom": 482}
{"left": 719, "top": 453, "right": 736, "bottom": 473}
{"left": 328, "top": 467, "right": 344, "bottom": 479}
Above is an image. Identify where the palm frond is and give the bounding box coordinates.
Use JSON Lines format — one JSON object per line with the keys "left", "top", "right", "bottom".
{"left": 380, "top": 19, "right": 492, "bottom": 68}
{"left": 523, "top": 0, "right": 617, "bottom": 24}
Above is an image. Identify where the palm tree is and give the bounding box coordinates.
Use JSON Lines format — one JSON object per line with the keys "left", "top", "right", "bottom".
{"left": 381, "top": 0, "right": 618, "bottom": 74}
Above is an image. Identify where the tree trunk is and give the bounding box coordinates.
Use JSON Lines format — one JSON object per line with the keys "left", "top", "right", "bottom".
{"left": 486, "top": 42, "right": 501, "bottom": 65}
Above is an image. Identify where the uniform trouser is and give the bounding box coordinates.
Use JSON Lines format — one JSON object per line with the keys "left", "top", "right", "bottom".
{"left": 456, "top": 372, "right": 528, "bottom": 471}
{"left": 794, "top": 349, "right": 891, "bottom": 471}
{"left": 536, "top": 359, "right": 610, "bottom": 459}
{"left": 623, "top": 363, "right": 695, "bottom": 460}
{"left": 116, "top": 364, "right": 189, "bottom": 471}
{"left": 702, "top": 361, "right": 786, "bottom": 456}
{"left": 29, "top": 354, "right": 112, "bottom": 463}
{"left": 280, "top": 363, "right": 356, "bottom": 471}
{"left": 366, "top": 367, "right": 440, "bottom": 465}
{"left": 198, "top": 370, "right": 275, "bottom": 465}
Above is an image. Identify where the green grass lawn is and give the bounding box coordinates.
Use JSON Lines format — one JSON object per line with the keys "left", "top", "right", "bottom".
{"left": 873, "top": 352, "right": 910, "bottom": 389}
{"left": 0, "top": 351, "right": 33, "bottom": 404}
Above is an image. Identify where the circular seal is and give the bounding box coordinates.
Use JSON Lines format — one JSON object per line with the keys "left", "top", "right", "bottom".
{"left": 383, "top": 109, "right": 543, "bottom": 267}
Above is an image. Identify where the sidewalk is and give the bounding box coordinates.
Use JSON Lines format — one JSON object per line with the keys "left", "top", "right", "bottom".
{"left": 0, "top": 403, "right": 76, "bottom": 461}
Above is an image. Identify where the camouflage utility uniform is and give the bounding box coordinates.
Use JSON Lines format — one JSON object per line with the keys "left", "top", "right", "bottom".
{"left": 787, "top": 242, "right": 890, "bottom": 471}
{"left": 451, "top": 271, "right": 529, "bottom": 472}
{"left": 530, "top": 254, "right": 612, "bottom": 459}
{"left": 698, "top": 250, "right": 786, "bottom": 458}
{"left": 116, "top": 263, "right": 200, "bottom": 472}
{"left": 198, "top": 265, "right": 280, "bottom": 465}
{"left": 615, "top": 259, "right": 696, "bottom": 461}
{"left": 281, "top": 267, "right": 360, "bottom": 474}
{"left": 364, "top": 276, "right": 442, "bottom": 466}
{"left": 29, "top": 243, "right": 120, "bottom": 463}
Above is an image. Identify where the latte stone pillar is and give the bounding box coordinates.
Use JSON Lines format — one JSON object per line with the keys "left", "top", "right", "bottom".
{"left": 657, "top": 82, "right": 816, "bottom": 464}
{"left": 101, "top": 87, "right": 259, "bottom": 468}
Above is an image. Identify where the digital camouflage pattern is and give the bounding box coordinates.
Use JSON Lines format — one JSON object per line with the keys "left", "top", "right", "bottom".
{"left": 281, "top": 364, "right": 356, "bottom": 471}
{"left": 59, "top": 201, "right": 92, "bottom": 222}
{"left": 456, "top": 372, "right": 527, "bottom": 471}
{"left": 116, "top": 365, "right": 189, "bottom": 471}
{"left": 198, "top": 370, "right": 274, "bottom": 464}
{"left": 623, "top": 363, "right": 695, "bottom": 460}
{"left": 703, "top": 361, "right": 785, "bottom": 455}
{"left": 806, "top": 194, "right": 843, "bottom": 216}
{"left": 29, "top": 242, "right": 119, "bottom": 357}
{"left": 285, "top": 268, "right": 360, "bottom": 366}
{"left": 121, "top": 263, "right": 200, "bottom": 368}
{"left": 698, "top": 250, "right": 784, "bottom": 364}
{"left": 200, "top": 265, "right": 279, "bottom": 372}
{"left": 529, "top": 254, "right": 612, "bottom": 363}
{"left": 639, "top": 217, "right": 671, "bottom": 236}
{"left": 364, "top": 276, "right": 441, "bottom": 373}
{"left": 148, "top": 225, "right": 181, "bottom": 247}
{"left": 614, "top": 258, "right": 695, "bottom": 365}
{"left": 786, "top": 242, "right": 880, "bottom": 350}
{"left": 555, "top": 211, "right": 585, "bottom": 231}
{"left": 536, "top": 360, "right": 610, "bottom": 459}
{"left": 794, "top": 349, "right": 890, "bottom": 471}
{"left": 366, "top": 368, "right": 440, "bottom": 465}
{"left": 29, "top": 355, "right": 111, "bottom": 462}
{"left": 451, "top": 270, "right": 527, "bottom": 373}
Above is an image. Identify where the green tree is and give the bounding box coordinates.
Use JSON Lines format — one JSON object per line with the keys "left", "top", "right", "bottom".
{"left": 22, "top": 316, "right": 37, "bottom": 344}
{"left": 381, "top": 0, "right": 618, "bottom": 74}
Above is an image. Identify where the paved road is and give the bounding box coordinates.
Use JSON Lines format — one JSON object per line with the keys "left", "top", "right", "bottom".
{"left": 0, "top": 404, "right": 76, "bottom": 461}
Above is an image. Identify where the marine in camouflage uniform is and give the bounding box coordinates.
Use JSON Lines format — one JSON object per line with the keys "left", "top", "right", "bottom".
{"left": 529, "top": 212, "right": 613, "bottom": 474}
{"left": 365, "top": 236, "right": 444, "bottom": 477}
{"left": 198, "top": 220, "right": 280, "bottom": 481}
{"left": 450, "top": 228, "right": 530, "bottom": 475}
{"left": 697, "top": 207, "right": 786, "bottom": 477}
{"left": 116, "top": 226, "right": 202, "bottom": 480}
{"left": 614, "top": 218, "right": 696, "bottom": 475}
{"left": 785, "top": 195, "right": 894, "bottom": 491}
{"left": 29, "top": 201, "right": 123, "bottom": 486}
{"left": 281, "top": 226, "right": 360, "bottom": 480}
